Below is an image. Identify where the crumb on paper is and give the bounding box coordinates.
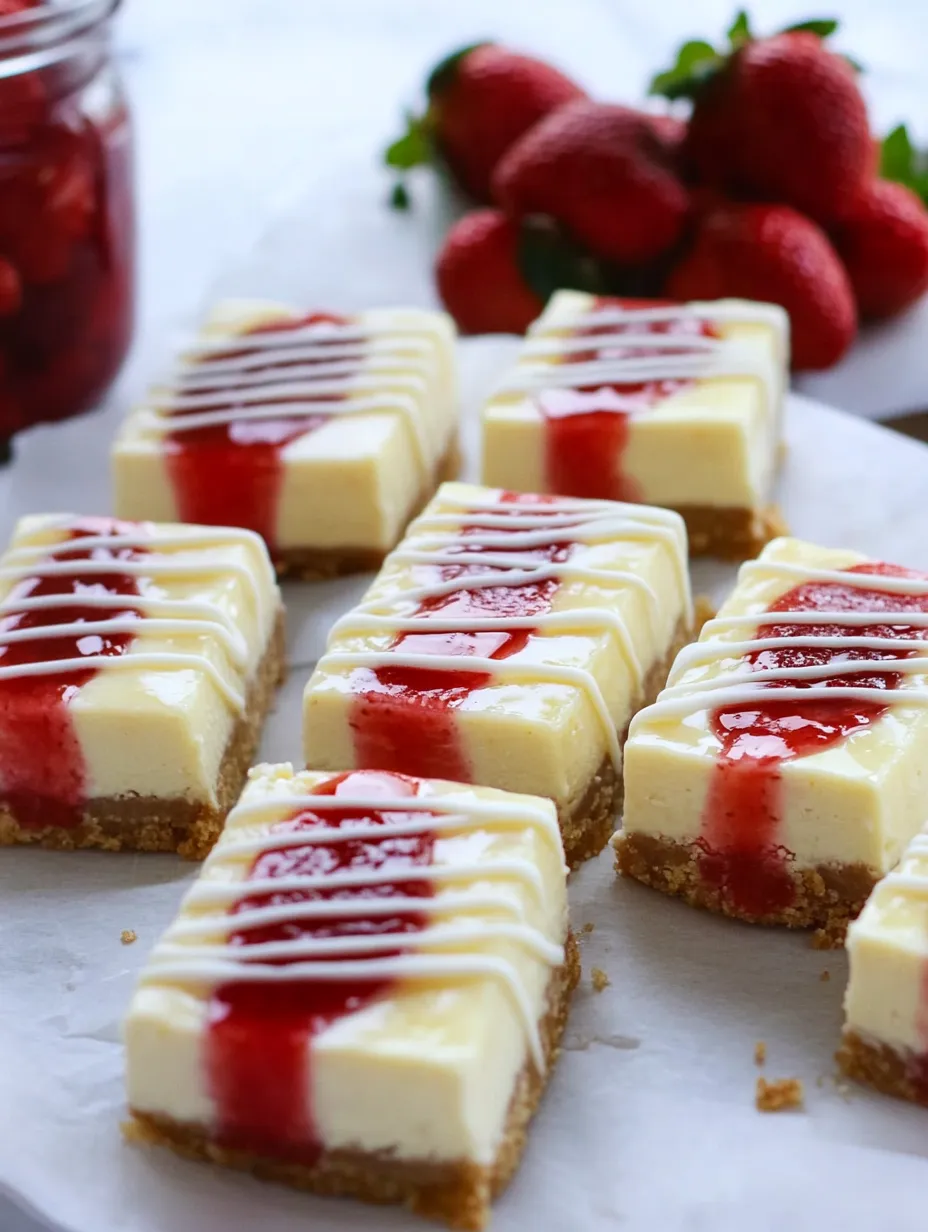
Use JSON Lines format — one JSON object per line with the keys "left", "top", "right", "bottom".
{"left": 580, "top": 922, "right": 595, "bottom": 935}
{"left": 591, "top": 967, "right": 610, "bottom": 992}
{"left": 755, "top": 1077, "right": 804, "bottom": 1113}
{"left": 811, "top": 921, "right": 844, "bottom": 950}
{"left": 820, "top": 969, "right": 831, "bottom": 982}
{"left": 754, "top": 1040, "right": 767, "bottom": 1066}
{"left": 120, "top": 929, "right": 137, "bottom": 945}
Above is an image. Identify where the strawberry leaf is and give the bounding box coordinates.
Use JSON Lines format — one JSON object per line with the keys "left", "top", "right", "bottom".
{"left": 782, "top": 18, "right": 839, "bottom": 36}
{"left": 880, "top": 124, "right": 928, "bottom": 203}
{"left": 727, "top": 11, "right": 753, "bottom": 45}
{"left": 389, "top": 181, "right": 411, "bottom": 211}
{"left": 843, "top": 53, "right": 864, "bottom": 73}
{"left": 649, "top": 39, "right": 720, "bottom": 100}
{"left": 517, "top": 216, "right": 611, "bottom": 301}
{"left": 384, "top": 113, "right": 432, "bottom": 170}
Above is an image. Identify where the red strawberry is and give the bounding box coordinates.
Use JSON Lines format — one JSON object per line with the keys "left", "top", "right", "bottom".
{"left": 386, "top": 43, "right": 584, "bottom": 202}
{"left": 435, "top": 209, "right": 544, "bottom": 334}
{"left": 492, "top": 101, "right": 690, "bottom": 265}
{"left": 652, "top": 17, "right": 872, "bottom": 223}
{"left": 666, "top": 201, "right": 856, "bottom": 370}
{"left": 832, "top": 180, "right": 928, "bottom": 320}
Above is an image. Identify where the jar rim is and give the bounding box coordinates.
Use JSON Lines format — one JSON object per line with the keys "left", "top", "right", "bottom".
{"left": 0, "top": 0, "right": 119, "bottom": 60}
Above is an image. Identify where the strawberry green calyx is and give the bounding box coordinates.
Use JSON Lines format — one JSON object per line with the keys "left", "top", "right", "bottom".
{"left": 881, "top": 125, "right": 928, "bottom": 205}
{"left": 515, "top": 215, "right": 666, "bottom": 303}
{"left": 649, "top": 11, "right": 842, "bottom": 100}
{"left": 384, "top": 42, "right": 489, "bottom": 208}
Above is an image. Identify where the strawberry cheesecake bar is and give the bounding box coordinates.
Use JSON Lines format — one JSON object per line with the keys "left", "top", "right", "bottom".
{"left": 839, "top": 827, "right": 928, "bottom": 1105}
{"left": 0, "top": 514, "right": 283, "bottom": 856}
{"left": 481, "top": 291, "right": 788, "bottom": 559}
{"left": 112, "top": 300, "right": 458, "bottom": 577}
{"left": 124, "top": 764, "right": 577, "bottom": 1230}
{"left": 615, "top": 537, "right": 928, "bottom": 936}
{"left": 302, "top": 482, "right": 693, "bottom": 865}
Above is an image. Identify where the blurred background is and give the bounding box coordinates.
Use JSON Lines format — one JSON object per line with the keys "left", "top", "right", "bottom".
{"left": 115, "top": 0, "right": 928, "bottom": 430}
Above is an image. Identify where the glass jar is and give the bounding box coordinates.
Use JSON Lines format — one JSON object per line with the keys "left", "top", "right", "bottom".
{"left": 0, "top": 0, "right": 134, "bottom": 451}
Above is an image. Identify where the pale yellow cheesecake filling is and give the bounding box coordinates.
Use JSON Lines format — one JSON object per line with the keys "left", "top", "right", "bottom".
{"left": 124, "top": 764, "right": 569, "bottom": 1165}
{"left": 622, "top": 537, "right": 928, "bottom": 873}
{"left": 302, "top": 482, "right": 691, "bottom": 809}
{"left": 844, "top": 828, "right": 928, "bottom": 1055}
{"left": 1, "top": 514, "right": 280, "bottom": 803}
{"left": 481, "top": 290, "right": 787, "bottom": 509}
{"left": 111, "top": 299, "right": 458, "bottom": 552}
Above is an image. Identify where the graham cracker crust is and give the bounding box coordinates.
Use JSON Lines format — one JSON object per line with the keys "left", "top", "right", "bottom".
{"left": 274, "top": 434, "right": 461, "bottom": 581}
{"left": 560, "top": 613, "right": 694, "bottom": 868}
{"left": 0, "top": 610, "right": 287, "bottom": 859}
{"left": 837, "top": 1029, "right": 928, "bottom": 1106}
{"left": 614, "top": 830, "right": 877, "bottom": 941}
{"left": 125, "top": 930, "right": 581, "bottom": 1231}
{"left": 676, "top": 503, "right": 787, "bottom": 561}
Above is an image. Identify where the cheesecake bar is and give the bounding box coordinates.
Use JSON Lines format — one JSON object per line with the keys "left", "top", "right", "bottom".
{"left": 0, "top": 514, "right": 283, "bottom": 856}
{"left": 303, "top": 482, "right": 693, "bottom": 865}
{"left": 615, "top": 537, "right": 928, "bottom": 935}
{"left": 124, "top": 764, "right": 578, "bottom": 1230}
{"left": 112, "top": 300, "right": 458, "bottom": 578}
{"left": 839, "top": 827, "right": 928, "bottom": 1105}
{"left": 481, "top": 291, "right": 788, "bottom": 559}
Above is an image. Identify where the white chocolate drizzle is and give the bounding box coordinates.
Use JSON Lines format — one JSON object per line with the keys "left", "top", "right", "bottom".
{"left": 140, "top": 782, "right": 569, "bottom": 1071}
{"left": 139, "top": 312, "right": 453, "bottom": 475}
{"left": 316, "top": 493, "right": 691, "bottom": 768}
{"left": 0, "top": 520, "right": 277, "bottom": 713}
{"left": 637, "top": 561, "right": 928, "bottom": 727}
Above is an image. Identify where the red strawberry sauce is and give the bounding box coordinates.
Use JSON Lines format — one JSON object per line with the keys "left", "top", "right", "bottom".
{"left": 0, "top": 517, "right": 148, "bottom": 830}
{"left": 164, "top": 312, "right": 352, "bottom": 553}
{"left": 207, "top": 769, "right": 435, "bottom": 1160}
{"left": 699, "top": 562, "right": 928, "bottom": 917}
{"left": 539, "top": 298, "right": 716, "bottom": 501}
{"left": 349, "top": 493, "right": 575, "bottom": 782}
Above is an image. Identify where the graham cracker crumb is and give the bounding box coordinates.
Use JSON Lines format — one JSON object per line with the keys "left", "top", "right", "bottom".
{"left": 820, "top": 969, "right": 831, "bottom": 982}
{"left": 756, "top": 1077, "right": 804, "bottom": 1113}
{"left": 754, "top": 1040, "right": 767, "bottom": 1066}
{"left": 580, "top": 922, "right": 595, "bottom": 935}
{"left": 811, "top": 920, "right": 847, "bottom": 950}
{"left": 591, "top": 967, "right": 610, "bottom": 992}
{"left": 120, "top": 929, "right": 137, "bottom": 945}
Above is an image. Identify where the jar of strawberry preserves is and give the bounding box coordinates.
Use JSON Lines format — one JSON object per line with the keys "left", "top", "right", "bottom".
{"left": 0, "top": 0, "right": 134, "bottom": 452}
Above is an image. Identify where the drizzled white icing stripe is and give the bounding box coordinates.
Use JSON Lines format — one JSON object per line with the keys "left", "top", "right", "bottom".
{"left": 186, "top": 319, "right": 446, "bottom": 356}
{"left": 329, "top": 649, "right": 624, "bottom": 770}
{"left": 640, "top": 560, "right": 928, "bottom": 725}
{"left": 0, "top": 521, "right": 274, "bottom": 709}
{"left": 0, "top": 652, "right": 245, "bottom": 710}
{"left": 174, "top": 349, "right": 435, "bottom": 387}
{"left": 529, "top": 302, "right": 786, "bottom": 335}
{"left": 142, "top": 785, "right": 566, "bottom": 1070}
{"left": 521, "top": 332, "right": 721, "bottom": 357}
{"left": 151, "top": 373, "right": 427, "bottom": 411}
{"left": 0, "top": 616, "right": 248, "bottom": 668}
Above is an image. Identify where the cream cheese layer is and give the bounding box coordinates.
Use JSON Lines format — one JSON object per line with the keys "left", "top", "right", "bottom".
{"left": 112, "top": 299, "right": 458, "bottom": 552}
{"left": 124, "top": 764, "right": 569, "bottom": 1165}
{"left": 303, "top": 481, "right": 690, "bottom": 807}
{"left": 481, "top": 290, "right": 787, "bottom": 510}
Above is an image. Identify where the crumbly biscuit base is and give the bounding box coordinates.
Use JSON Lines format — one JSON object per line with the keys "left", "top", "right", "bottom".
{"left": 0, "top": 610, "right": 287, "bottom": 858}
{"left": 677, "top": 503, "right": 788, "bottom": 561}
{"left": 560, "top": 614, "right": 695, "bottom": 868}
{"left": 124, "top": 931, "right": 580, "bottom": 1232}
{"left": 274, "top": 435, "right": 461, "bottom": 580}
{"left": 837, "top": 1029, "right": 928, "bottom": 1106}
{"left": 614, "top": 830, "right": 877, "bottom": 941}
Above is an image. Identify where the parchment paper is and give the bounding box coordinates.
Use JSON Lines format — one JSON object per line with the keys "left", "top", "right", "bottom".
{"left": 4, "top": 172, "right": 928, "bottom": 1229}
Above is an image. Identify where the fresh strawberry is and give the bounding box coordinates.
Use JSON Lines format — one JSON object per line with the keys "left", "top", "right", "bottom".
{"left": 386, "top": 43, "right": 584, "bottom": 202}
{"left": 831, "top": 180, "right": 928, "bottom": 319}
{"left": 435, "top": 209, "right": 544, "bottom": 334}
{"left": 651, "top": 14, "right": 872, "bottom": 223}
{"left": 666, "top": 201, "right": 856, "bottom": 370}
{"left": 492, "top": 100, "right": 690, "bottom": 265}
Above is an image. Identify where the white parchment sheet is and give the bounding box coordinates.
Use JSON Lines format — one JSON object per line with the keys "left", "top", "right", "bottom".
{"left": 3, "top": 360, "right": 928, "bottom": 1231}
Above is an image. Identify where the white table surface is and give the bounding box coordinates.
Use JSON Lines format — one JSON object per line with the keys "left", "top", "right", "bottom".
{"left": 5, "top": 3, "right": 928, "bottom": 1229}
